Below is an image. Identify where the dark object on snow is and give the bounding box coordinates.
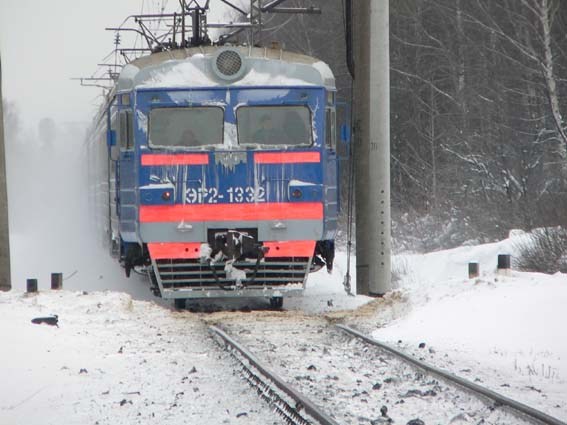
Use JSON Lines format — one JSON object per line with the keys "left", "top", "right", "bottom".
{"left": 327, "top": 299, "right": 334, "bottom": 307}
{"left": 371, "top": 419, "right": 392, "bottom": 425}
{"left": 51, "top": 272, "right": 63, "bottom": 290}
{"left": 236, "top": 412, "right": 248, "bottom": 418}
{"left": 418, "top": 342, "right": 426, "bottom": 349}
{"left": 189, "top": 366, "right": 197, "bottom": 374}
{"left": 372, "top": 382, "right": 382, "bottom": 390}
{"left": 26, "top": 278, "right": 38, "bottom": 293}
{"left": 79, "top": 368, "right": 88, "bottom": 374}
{"left": 307, "top": 364, "right": 317, "bottom": 371}
{"left": 371, "top": 405, "right": 392, "bottom": 424}
{"left": 31, "top": 315, "right": 58, "bottom": 327}
{"left": 497, "top": 254, "right": 511, "bottom": 270}
{"left": 468, "top": 262, "right": 479, "bottom": 278}
{"left": 407, "top": 420, "right": 425, "bottom": 425}
{"left": 402, "top": 389, "right": 436, "bottom": 398}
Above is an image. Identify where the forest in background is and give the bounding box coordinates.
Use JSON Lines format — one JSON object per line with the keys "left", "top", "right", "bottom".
{"left": 253, "top": 0, "right": 567, "bottom": 251}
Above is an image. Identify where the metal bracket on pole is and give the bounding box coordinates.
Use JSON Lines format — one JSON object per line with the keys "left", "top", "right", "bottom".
{"left": 267, "top": 7, "right": 321, "bottom": 14}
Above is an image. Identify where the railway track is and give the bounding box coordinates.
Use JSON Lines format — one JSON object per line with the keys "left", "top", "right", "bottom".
{"left": 210, "top": 325, "right": 339, "bottom": 425}
{"left": 209, "top": 318, "right": 567, "bottom": 425}
{"left": 337, "top": 325, "right": 567, "bottom": 425}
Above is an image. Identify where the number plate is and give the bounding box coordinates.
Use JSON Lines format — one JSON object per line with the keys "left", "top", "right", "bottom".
{"left": 185, "top": 186, "right": 266, "bottom": 204}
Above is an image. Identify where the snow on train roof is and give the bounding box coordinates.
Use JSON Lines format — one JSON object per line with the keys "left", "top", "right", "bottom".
{"left": 116, "top": 46, "right": 335, "bottom": 91}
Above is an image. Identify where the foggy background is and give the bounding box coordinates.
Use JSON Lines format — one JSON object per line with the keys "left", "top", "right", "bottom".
{"left": 3, "top": 105, "right": 152, "bottom": 296}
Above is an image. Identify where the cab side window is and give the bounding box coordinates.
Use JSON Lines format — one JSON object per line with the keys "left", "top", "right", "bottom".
{"left": 325, "top": 108, "right": 336, "bottom": 150}
{"left": 119, "top": 110, "right": 133, "bottom": 150}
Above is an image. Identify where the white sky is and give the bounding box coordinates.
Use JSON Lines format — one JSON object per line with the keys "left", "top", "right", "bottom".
{"left": 0, "top": 0, "right": 233, "bottom": 127}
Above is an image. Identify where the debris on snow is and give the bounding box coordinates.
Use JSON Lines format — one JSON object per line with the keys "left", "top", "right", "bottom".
{"left": 31, "top": 315, "right": 59, "bottom": 326}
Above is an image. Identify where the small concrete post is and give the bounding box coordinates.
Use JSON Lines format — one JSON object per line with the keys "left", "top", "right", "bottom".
{"left": 468, "top": 262, "right": 479, "bottom": 278}
{"left": 497, "top": 254, "right": 511, "bottom": 270}
{"left": 51, "top": 273, "right": 63, "bottom": 290}
{"left": 26, "top": 278, "right": 38, "bottom": 293}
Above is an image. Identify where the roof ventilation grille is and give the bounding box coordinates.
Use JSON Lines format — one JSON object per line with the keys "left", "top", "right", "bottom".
{"left": 212, "top": 49, "right": 246, "bottom": 81}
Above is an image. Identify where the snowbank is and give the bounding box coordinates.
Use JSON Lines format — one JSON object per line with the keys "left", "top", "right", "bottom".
{"left": 374, "top": 234, "right": 567, "bottom": 420}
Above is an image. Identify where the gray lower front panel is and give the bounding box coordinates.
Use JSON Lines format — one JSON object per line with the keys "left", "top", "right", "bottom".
{"left": 152, "top": 258, "right": 310, "bottom": 299}
{"left": 162, "top": 287, "right": 304, "bottom": 299}
{"left": 140, "top": 219, "right": 323, "bottom": 242}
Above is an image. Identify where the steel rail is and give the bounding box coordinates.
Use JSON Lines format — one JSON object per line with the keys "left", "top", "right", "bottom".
{"left": 209, "top": 325, "right": 340, "bottom": 425}
{"left": 337, "top": 325, "right": 567, "bottom": 425}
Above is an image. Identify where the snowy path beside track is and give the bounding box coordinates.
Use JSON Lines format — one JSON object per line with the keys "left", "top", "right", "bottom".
{"left": 0, "top": 291, "right": 281, "bottom": 425}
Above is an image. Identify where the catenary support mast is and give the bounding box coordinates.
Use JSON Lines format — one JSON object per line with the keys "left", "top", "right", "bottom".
{"left": 353, "top": 0, "right": 391, "bottom": 295}
{"left": 0, "top": 53, "right": 11, "bottom": 291}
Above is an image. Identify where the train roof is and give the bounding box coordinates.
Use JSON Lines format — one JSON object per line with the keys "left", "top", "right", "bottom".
{"left": 116, "top": 46, "right": 335, "bottom": 92}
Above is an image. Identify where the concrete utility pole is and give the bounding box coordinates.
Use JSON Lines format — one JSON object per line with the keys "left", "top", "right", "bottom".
{"left": 0, "top": 53, "right": 11, "bottom": 291}
{"left": 353, "top": 0, "right": 391, "bottom": 296}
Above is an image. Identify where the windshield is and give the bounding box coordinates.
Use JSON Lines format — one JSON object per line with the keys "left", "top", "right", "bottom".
{"left": 149, "top": 107, "right": 223, "bottom": 148}
{"left": 237, "top": 106, "right": 311, "bottom": 146}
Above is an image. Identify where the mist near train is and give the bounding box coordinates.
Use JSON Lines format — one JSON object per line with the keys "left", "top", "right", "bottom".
{"left": 4, "top": 105, "right": 152, "bottom": 299}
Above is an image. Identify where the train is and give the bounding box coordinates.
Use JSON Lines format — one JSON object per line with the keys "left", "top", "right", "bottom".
{"left": 86, "top": 45, "right": 341, "bottom": 308}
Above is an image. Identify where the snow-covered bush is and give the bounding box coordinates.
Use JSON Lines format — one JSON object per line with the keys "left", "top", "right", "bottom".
{"left": 514, "top": 227, "right": 567, "bottom": 274}
{"left": 391, "top": 211, "right": 492, "bottom": 253}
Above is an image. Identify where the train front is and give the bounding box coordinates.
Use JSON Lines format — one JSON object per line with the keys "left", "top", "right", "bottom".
{"left": 119, "top": 47, "right": 338, "bottom": 305}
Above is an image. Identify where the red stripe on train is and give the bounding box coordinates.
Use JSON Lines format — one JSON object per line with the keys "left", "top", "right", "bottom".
{"left": 263, "top": 240, "right": 315, "bottom": 258}
{"left": 147, "top": 241, "right": 315, "bottom": 260}
{"left": 139, "top": 202, "right": 323, "bottom": 223}
{"left": 141, "top": 154, "right": 209, "bottom": 166}
{"left": 148, "top": 242, "right": 201, "bottom": 260}
{"left": 254, "top": 152, "right": 320, "bottom": 164}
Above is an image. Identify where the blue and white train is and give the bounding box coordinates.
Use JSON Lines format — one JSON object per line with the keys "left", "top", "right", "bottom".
{"left": 87, "top": 46, "right": 341, "bottom": 307}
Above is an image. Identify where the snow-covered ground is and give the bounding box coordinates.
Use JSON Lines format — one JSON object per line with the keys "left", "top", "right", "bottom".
{"left": 0, "top": 291, "right": 280, "bottom": 425}
{"left": 373, "top": 233, "right": 567, "bottom": 421}
{"left": 1, "top": 233, "right": 566, "bottom": 423}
